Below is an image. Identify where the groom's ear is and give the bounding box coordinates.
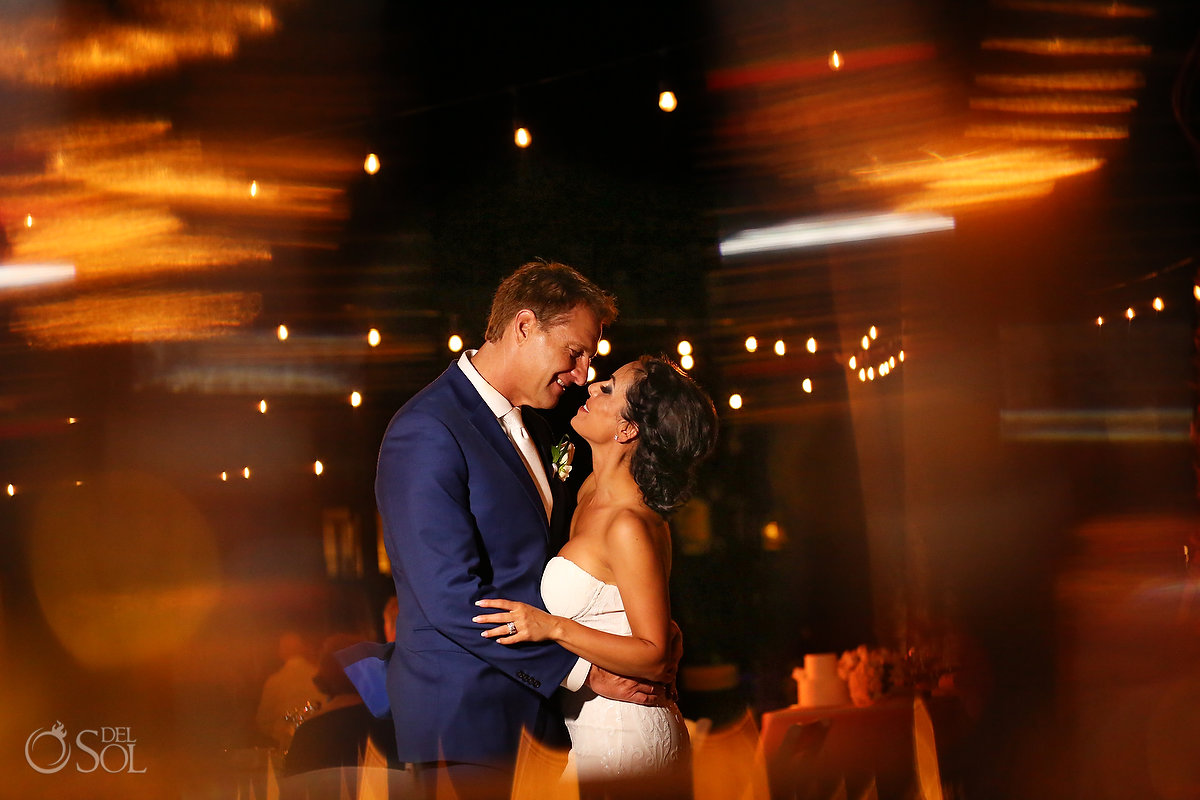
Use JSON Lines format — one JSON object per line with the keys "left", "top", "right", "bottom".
{"left": 512, "top": 309, "right": 538, "bottom": 344}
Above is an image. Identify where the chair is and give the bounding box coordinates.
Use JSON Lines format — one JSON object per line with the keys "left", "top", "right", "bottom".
{"left": 693, "top": 709, "right": 769, "bottom": 800}
{"left": 766, "top": 719, "right": 832, "bottom": 800}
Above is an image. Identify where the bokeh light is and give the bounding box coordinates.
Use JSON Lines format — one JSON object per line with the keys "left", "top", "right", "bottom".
{"left": 364, "top": 153, "right": 380, "bottom": 175}
{"left": 745, "top": 336, "right": 758, "bottom": 353}
{"left": 728, "top": 393, "right": 743, "bottom": 410}
{"left": 597, "top": 338, "right": 611, "bottom": 356}
{"left": 350, "top": 390, "right": 362, "bottom": 407}
{"left": 774, "top": 339, "right": 786, "bottom": 356}
{"left": 314, "top": 460, "right": 324, "bottom": 476}
{"left": 368, "top": 328, "right": 381, "bottom": 347}
{"left": 677, "top": 340, "right": 693, "bottom": 356}
{"left": 448, "top": 334, "right": 464, "bottom": 352}
{"left": 680, "top": 354, "right": 695, "bottom": 370}
{"left": 27, "top": 471, "right": 220, "bottom": 667}
{"left": 658, "top": 90, "right": 678, "bottom": 112}
{"left": 514, "top": 127, "right": 531, "bottom": 148}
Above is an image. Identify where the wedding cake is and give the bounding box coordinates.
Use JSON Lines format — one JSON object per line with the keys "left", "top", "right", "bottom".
{"left": 792, "top": 653, "right": 850, "bottom": 707}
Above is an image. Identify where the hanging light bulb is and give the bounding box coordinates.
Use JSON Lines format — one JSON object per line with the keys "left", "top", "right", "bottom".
{"left": 677, "top": 340, "right": 693, "bottom": 357}
{"left": 774, "top": 339, "right": 786, "bottom": 356}
{"left": 277, "top": 324, "right": 289, "bottom": 341}
{"left": 242, "top": 467, "right": 251, "bottom": 479}
{"left": 350, "top": 391, "right": 362, "bottom": 407}
{"left": 861, "top": 335, "right": 870, "bottom": 350}
{"left": 514, "top": 127, "right": 531, "bottom": 148}
{"left": 25, "top": 214, "right": 33, "bottom": 228}
{"left": 858, "top": 368, "right": 867, "bottom": 382}
{"left": 597, "top": 338, "right": 611, "bottom": 356}
{"left": 587, "top": 366, "right": 596, "bottom": 382}
{"left": 802, "top": 378, "right": 813, "bottom": 393}
{"left": 806, "top": 337, "right": 817, "bottom": 353}
{"left": 1153, "top": 297, "right": 1164, "bottom": 312}
{"left": 314, "top": 460, "right": 324, "bottom": 476}
{"left": 1096, "top": 316, "right": 1104, "bottom": 327}
{"left": 728, "top": 393, "right": 743, "bottom": 410}
{"left": 219, "top": 472, "right": 228, "bottom": 482}
{"left": 249, "top": 180, "right": 258, "bottom": 198}
{"left": 745, "top": 336, "right": 758, "bottom": 353}
{"left": 6, "top": 484, "right": 14, "bottom": 496}
{"left": 258, "top": 399, "right": 268, "bottom": 414}
{"left": 448, "top": 334, "right": 464, "bottom": 352}
{"left": 869, "top": 326, "right": 877, "bottom": 340}
{"left": 867, "top": 367, "right": 875, "bottom": 381}
{"left": 368, "top": 328, "right": 381, "bottom": 347}
{"left": 680, "top": 354, "right": 695, "bottom": 370}
{"left": 1125, "top": 307, "right": 1135, "bottom": 321}
{"left": 899, "top": 350, "right": 905, "bottom": 362}
{"left": 848, "top": 355, "right": 857, "bottom": 370}
{"left": 364, "top": 154, "right": 380, "bottom": 175}
{"left": 658, "top": 90, "right": 678, "bottom": 112}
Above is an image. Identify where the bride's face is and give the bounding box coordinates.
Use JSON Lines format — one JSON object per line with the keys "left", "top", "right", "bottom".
{"left": 570, "top": 361, "right": 639, "bottom": 443}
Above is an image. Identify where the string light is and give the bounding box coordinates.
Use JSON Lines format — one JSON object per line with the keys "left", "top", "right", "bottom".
{"left": 350, "top": 391, "right": 362, "bottom": 408}
{"left": 314, "top": 460, "right": 324, "bottom": 476}
{"left": 806, "top": 337, "right": 817, "bottom": 353}
{"left": 220, "top": 472, "right": 228, "bottom": 482}
{"left": 858, "top": 369, "right": 867, "bottom": 382}
{"left": 1125, "top": 307, "right": 1135, "bottom": 321}
{"left": 899, "top": 350, "right": 905, "bottom": 362}
{"left": 587, "top": 366, "right": 596, "bottom": 382}
{"left": 869, "top": 326, "right": 877, "bottom": 340}
{"left": 867, "top": 367, "right": 875, "bottom": 381}
{"left": 861, "top": 336, "right": 870, "bottom": 350}
{"left": 829, "top": 50, "right": 842, "bottom": 70}
{"left": 368, "top": 328, "right": 381, "bottom": 347}
{"left": 802, "top": 378, "right": 813, "bottom": 393}
{"left": 6, "top": 484, "right": 14, "bottom": 496}
{"left": 258, "top": 399, "right": 268, "bottom": 414}
{"left": 745, "top": 336, "right": 758, "bottom": 353}
{"left": 889, "top": 356, "right": 895, "bottom": 368}
{"left": 774, "top": 339, "right": 786, "bottom": 356}
{"left": 242, "top": 467, "right": 251, "bottom": 479}
{"left": 276, "top": 324, "right": 289, "bottom": 341}
{"left": 680, "top": 354, "right": 694, "bottom": 370}
{"left": 514, "top": 127, "right": 531, "bottom": 148}
{"left": 68, "top": 417, "right": 77, "bottom": 424}
{"left": 597, "top": 339, "right": 611, "bottom": 356}
{"left": 25, "top": 214, "right": 33, "bottom": 228}
{"left": 1194, "top": 285, "right": 1200, "bottom": 302}
{"left": 1096, "top": 316, "right": 1104, "bottom": 327}
{"left": 364, "top": 154, "right": 380, "bottom": 175}
{"left": 249, "top": 180, "right": 258, "bottom": 197}
{"left": 728, "top": 394, "right": 743, "bottom": 410}
{"left": 448, "top": 334, "right": 464, "bottom": 352}
{"left": 848, "top": 356, "right": 857, "bottom": 370}
{"left": 677, "top": 340, "right": 693, "bottom": 357}
{"left": 1153, "top": 297, "right": 1164, "bottom": 312}
{"left": 658, "top": 90, "right": 678, "bottom": 112}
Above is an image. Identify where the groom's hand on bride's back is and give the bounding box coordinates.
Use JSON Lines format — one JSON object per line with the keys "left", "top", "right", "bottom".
{"left": 586, "top": 666, "right": 670, "bottom": 706}
{"left": 588, "top": 624, "right": 681, "bottom": 706}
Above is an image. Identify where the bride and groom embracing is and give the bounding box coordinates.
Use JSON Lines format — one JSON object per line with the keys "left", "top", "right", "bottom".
{"left": 365, "top": 260, "right": 717, "bottom": 799}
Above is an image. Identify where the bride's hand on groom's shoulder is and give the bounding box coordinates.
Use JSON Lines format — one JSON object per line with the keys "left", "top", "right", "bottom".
{"left": 473, "top": 598, "right": 561, "bottom": 643}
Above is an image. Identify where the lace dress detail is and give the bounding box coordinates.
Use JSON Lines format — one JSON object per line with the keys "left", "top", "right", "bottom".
{"left": 541, "top": 556, "right": 690, "bottom": 782}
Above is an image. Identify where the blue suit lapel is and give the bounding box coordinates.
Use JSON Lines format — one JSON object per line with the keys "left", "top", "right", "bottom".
{"left": 456, "top": 383, "right": 550, "bottom": 536}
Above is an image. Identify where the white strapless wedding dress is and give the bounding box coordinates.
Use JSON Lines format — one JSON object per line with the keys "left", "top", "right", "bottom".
{"left": 541, "top": 556, "right": 690, "bottom": 783}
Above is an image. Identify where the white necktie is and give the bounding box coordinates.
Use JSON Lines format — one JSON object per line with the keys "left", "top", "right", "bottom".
{"left": 500, "top": 407, "right": 553, "bottom": 522}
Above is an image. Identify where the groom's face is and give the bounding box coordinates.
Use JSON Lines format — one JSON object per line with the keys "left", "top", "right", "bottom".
{"left": 513, "top": 304, "right": 602, "bottom": 409}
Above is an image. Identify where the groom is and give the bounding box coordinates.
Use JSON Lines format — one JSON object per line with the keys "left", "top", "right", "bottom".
{"left": 375, "top": 261, "right": 660, "bottom": 799}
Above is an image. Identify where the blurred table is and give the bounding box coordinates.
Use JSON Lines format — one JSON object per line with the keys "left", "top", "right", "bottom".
{"left": 759, "top": 693, "right": 965, "bottom": 800}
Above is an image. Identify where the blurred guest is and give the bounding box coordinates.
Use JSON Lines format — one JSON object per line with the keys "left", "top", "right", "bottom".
{"left": 283, "top": 633, "right": 400, "bottom": 776}
{"left": 256, "top": 631, "right": 320, "bottom": 749}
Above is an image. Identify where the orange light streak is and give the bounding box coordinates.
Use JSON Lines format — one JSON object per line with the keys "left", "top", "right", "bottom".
{"left": 969, "top": 94, "right": 1137, "bottom": 114}
{"left": 994, "top": 0, "right": 1155, "bottom": 17}
{"left": 982, "top": 37, "right": 1151, "bottom": 57}
{"left": 975, "top": 70, "right": 1144, "bottom": 92}
{"left": 965, "top": 122, "right": 1128, "bottom": 140}
{"left": 707, "top": 43, "right": 937, "bottom": 90}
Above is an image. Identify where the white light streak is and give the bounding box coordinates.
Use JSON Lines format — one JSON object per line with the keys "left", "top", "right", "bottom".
{"left": 0, "top": 263, "right": 76, "bottom": 289}
{"left": 719, "top": 212, "right": 954, "bottom": 256}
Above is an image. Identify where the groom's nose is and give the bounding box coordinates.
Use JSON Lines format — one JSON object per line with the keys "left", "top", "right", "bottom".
{"left": 568, "top": 355, "right": 590, "bottom": 385}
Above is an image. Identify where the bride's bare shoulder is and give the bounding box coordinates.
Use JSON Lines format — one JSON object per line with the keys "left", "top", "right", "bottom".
{"left": 604, "top": 506, "right": 669, "bottom": 552}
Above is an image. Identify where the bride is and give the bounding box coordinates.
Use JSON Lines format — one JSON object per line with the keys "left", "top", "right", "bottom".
{"left": 474, "top": 355, "right": 717, "bottom": 796}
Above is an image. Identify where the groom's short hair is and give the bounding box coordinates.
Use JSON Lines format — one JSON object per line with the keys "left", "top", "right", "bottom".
{"left": 485, "top": 260, "right": 617, "bottom": 343}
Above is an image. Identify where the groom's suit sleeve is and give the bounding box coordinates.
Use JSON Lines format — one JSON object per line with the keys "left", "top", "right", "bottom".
{"left": 377, "top": 405, "right": 578, "bottom": 696}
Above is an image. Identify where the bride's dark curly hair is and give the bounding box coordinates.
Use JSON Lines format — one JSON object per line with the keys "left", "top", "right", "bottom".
{"left": 622, "top": 356, "right": 718, "bottom": 516}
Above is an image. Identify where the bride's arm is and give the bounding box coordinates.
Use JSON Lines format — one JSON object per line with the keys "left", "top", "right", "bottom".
{"left": 474, "top": 512, "right": 674, "bottom": 682}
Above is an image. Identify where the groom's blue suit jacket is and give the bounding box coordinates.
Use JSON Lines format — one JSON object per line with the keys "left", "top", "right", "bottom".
{"left": 374, "top": 363, "right": 578, "bottom": 766}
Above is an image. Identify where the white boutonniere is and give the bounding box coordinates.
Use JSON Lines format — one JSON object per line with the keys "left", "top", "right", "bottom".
{"left": 550, "top": 434, "right": 574, "bottom": 482}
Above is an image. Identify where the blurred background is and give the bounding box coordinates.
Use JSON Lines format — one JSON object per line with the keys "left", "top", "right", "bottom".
{"left": 1, "top": 0, "right": 1198, "bottom": 797}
